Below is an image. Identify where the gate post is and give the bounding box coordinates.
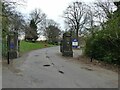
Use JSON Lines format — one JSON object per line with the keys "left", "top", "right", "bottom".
{"left": 61, "top": 32, "right": 73, "bottom": 57}
{"left": 7, "top": 31, "right": 19, "bottom": 63}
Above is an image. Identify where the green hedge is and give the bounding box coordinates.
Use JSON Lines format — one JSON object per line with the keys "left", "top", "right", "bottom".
{"left": 85, "top": 12, "right": 120, "bottom": 65}
{"left": 2, "top": 37, "right": 8, "bottom": 57}
{"left": 85, "top": 32, "right": 120, "bottom": 64}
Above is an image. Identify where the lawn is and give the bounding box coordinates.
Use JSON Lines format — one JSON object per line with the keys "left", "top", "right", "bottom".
{"left": 20, "top": 41, "right": 55, "bottom": 54}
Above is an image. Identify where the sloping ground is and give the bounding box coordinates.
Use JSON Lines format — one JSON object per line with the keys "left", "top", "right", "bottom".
{"left": 20, "top": 41, "right": 55, "bottom": 54}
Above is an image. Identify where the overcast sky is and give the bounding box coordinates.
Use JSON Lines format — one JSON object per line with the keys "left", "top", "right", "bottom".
{"left": 17, "top": 0, "right": 96, "bottom": 30}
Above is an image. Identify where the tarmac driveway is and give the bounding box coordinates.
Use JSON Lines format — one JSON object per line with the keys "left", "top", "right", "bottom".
{"left": 2, "top": 46, "right": 118, "bottom": 88}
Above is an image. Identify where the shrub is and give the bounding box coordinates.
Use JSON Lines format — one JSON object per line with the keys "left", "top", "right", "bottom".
{"left": 85, "top": 13, "right": 120, "bottom": 65}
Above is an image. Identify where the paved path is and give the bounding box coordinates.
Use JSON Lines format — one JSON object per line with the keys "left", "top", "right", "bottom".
{"left": 2, "top": 46, "right": 118, "bottom": 88}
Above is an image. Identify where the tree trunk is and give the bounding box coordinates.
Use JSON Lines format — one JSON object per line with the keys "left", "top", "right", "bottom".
{"left": 76, "top": 23, "right": 79, "bottom": 46}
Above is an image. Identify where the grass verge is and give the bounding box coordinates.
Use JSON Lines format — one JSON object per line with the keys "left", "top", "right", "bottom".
{"left": 20, "top": 40, "right": 55, "bottom": 54}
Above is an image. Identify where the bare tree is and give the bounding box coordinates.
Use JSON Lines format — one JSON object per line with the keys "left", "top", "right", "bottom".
{"left": 82, "top": 4, "right": 101, "bottom": 36}
{"left": 45, "top": 19, "right": 59, "bottom": 28}
{"left": 63, "top": 1, "right": 89, "bottom": 40}
{"left": 45, "top": 25, "right": 61, "bottom": 44}
{"left": 30, "top": 9, "right": 46, "bottom": 25}
{"left": 25, "top": 8, "right": 47, "bottom": 41}
{"left": 10, "top": 12, "right": 25, "bottom": 32}
{"left": 94, "top": 0, "right": 115, "bottom": 19}
{"left": 114, "top": 1, "right": 120, "bottom": 11}
{"left": 93, "top": 0, "right": 116, "bottom": 29}
{"left": 43, "top": 19, "right": 61, "bottom": 41}
{"left": 2, "top": 0, "right": 26, "bottom": 34}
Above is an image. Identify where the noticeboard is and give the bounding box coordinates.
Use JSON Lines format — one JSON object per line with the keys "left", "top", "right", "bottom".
{"left": 72, "top": 39, "right": 78, "bottom": 48}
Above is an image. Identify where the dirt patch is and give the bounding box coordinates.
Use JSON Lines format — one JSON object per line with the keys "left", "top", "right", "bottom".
{"left": 77, "top": 55, "right": 118, "bottom": 73}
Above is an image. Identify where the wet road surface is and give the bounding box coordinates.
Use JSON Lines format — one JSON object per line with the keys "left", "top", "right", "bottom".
{"left": 2, "top": 46, "right": 118, "bottom": 88}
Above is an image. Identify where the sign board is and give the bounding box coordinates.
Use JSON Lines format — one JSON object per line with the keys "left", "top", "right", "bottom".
{"left": 10, "top": 42, "right": 14, "bottom": 49}
{"left": 72, "top": 39, "right": 78, "bottom": 48}
{"left": 72, "top": 42, "right": 78, "bottom": 46}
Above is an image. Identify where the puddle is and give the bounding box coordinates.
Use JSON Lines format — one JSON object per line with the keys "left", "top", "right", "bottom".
{"left": 58, "top": 70, "right": 64, "bottom": 74}
{"left": 43, "top": 64, "right": 51, "bottom": 67}
{"left": 51, "top": 63, "right": 54, "bottom": 65}
{"left": 81, "top": 67, "right": 93, "bottom": 71}
{"left": 46, "top": 56, "right": 50, "bottom": 58}
{"left": 34, "top": 55, "right": 39, "bottom": 57}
